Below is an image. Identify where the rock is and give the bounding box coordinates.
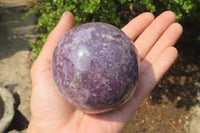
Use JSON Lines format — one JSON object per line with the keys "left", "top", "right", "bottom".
{"left": 0, "top": 87, "right": 15, "bottom": 133}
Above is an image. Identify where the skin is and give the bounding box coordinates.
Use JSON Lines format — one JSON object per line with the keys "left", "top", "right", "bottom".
{"left": 27, "top": 11, "right": 183, "bottom": 133}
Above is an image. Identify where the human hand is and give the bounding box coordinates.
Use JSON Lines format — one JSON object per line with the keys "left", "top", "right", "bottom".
{"left": 27, "top": 11, "right": 182, "bottom": 133}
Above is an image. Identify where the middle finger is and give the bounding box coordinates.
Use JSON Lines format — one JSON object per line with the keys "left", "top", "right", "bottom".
{"left": 135, "top": 11, "right": 176, "bottom": 60}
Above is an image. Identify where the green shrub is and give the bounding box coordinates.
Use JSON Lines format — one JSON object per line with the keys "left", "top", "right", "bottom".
{"left": 24, "top": 0, "right": 200, "bottom": 59}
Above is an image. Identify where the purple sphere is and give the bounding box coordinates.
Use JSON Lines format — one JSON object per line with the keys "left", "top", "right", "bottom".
{"left": 52, "top": 22, "right": 139, "bottom": 114}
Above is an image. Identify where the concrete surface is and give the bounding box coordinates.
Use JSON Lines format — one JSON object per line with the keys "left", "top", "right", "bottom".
{"left": 189, "top": 106, "right": 200, "bottom": 133}
{"left": 187, "top": 77, "right": 200, "bottom": 133}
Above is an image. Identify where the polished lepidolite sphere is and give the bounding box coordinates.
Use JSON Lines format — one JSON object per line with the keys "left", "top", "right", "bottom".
{"left": 52, "top": 22, "right": 139, "bottom": 114}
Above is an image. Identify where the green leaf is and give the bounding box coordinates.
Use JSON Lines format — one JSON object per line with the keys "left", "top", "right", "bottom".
{"left": 23, "top": 0, "right": 200, "bottom": 59}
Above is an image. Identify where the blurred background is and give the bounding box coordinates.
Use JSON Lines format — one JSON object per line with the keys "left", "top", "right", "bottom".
{"left": 0, "top": 0, "right": 200, "bottom": 132}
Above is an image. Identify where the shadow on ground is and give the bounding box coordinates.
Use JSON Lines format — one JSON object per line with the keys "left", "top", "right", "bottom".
{"left": 6, "top": 110, "right": 29, "bottom": 132}
{"left": 0, "top": 5, "right": 35, "bottom": 60}
{"left": 6, "top": 92, "right": 29, "bottom": 132}
{"left": 150, "top": 19, "right": 200, "bottom": 110}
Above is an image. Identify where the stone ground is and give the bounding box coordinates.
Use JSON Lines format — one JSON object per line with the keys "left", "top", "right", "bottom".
{"left": 0, "top": 0, "right": 35, "bottom": 132}
{"left": 0, "top": 0, "right": 200, "bottom": 133}
{"left": 189, "top": 106, "right": 200, "bottom": 133}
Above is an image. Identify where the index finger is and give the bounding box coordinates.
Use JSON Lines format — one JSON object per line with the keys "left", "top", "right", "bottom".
{"left": 121, "top": 12, "right": 154, "bottom": 40}
{"left": 38, "top": 12, "right": 75, "bottom": 63}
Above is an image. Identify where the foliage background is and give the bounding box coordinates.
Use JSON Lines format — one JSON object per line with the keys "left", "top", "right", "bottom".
{"left": 24, "top": 0, "right": 200, "bottom": 59}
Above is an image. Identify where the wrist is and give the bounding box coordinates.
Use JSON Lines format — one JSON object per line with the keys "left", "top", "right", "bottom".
{"left": 27, "top": 119, "right": 46, "bottom": 133}
{"left": 26, "top": 118, "right": 63, "bottom": 133}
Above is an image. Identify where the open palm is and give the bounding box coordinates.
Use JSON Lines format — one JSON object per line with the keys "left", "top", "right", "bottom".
{"left": 27, "top": 11, "right": 182, "bottom": 133}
